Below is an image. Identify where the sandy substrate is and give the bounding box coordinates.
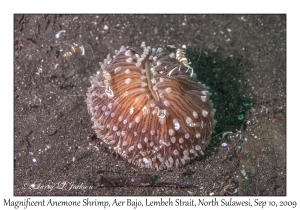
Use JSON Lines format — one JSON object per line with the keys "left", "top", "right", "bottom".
{"left": 14, "top": 14, "right": 286, "bottom": 195}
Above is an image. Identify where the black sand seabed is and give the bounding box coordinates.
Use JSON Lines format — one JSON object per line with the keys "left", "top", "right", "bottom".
{"left": 14, "top": 14, "right": 286, "bottom": 195}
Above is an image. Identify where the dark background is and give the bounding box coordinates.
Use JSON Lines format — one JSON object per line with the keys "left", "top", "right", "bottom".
{"left": 14, "top": 14, "right": 286, "bottom": 195}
